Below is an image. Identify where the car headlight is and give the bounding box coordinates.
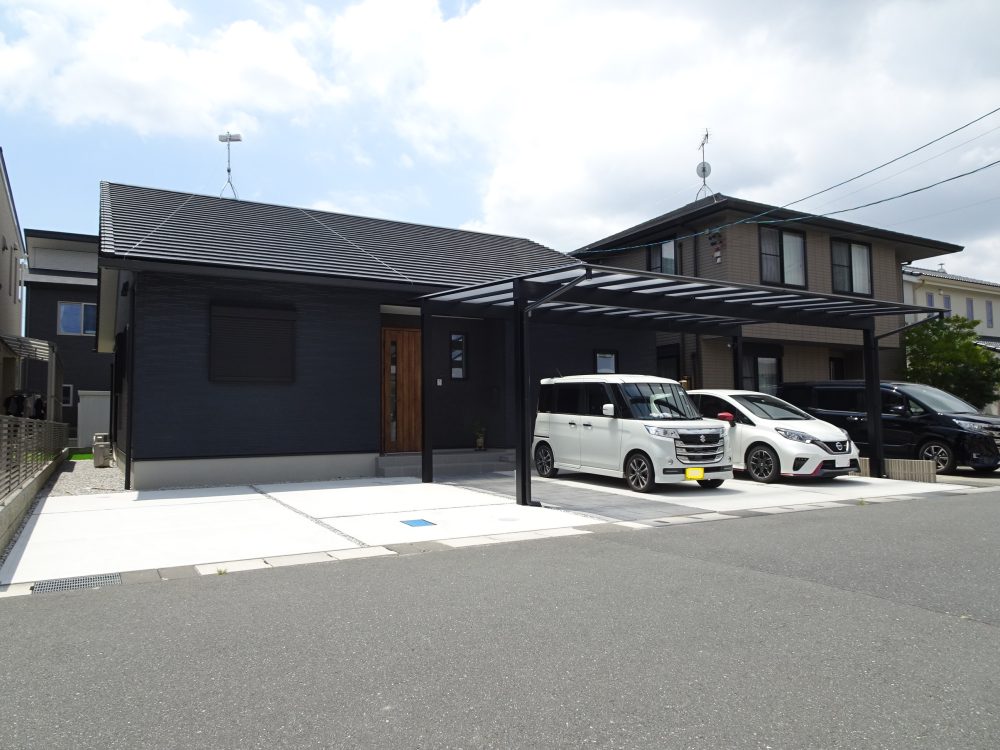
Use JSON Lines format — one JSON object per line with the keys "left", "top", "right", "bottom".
{"left": 954, "top": 419, "right": 990, "bottom": 433}
{"left": 645, "top": 425, "right": 681, "bottom": 438}
{"left": 775, "top": 427, "right": 819, "bottom": 444}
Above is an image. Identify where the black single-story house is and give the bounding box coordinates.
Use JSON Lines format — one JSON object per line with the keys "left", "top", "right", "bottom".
{"left": 97, "top": 183, "right": 660, "bottom": 490}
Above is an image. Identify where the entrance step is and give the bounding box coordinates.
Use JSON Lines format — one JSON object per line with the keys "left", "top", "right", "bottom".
{"left": 376, "top": 449, "right": 515, "bottom": 478}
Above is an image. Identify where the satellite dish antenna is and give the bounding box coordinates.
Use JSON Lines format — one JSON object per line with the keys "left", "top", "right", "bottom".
{"left": 218, "top": 131, "right": 242, "bottom": 199}
{"left": 695, "top": 129, "right": 715, "bottom": 200}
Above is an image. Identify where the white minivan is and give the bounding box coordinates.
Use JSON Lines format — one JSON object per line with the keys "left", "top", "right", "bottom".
{"left": 532, "top": 375, "right": 733, "bottom": 492}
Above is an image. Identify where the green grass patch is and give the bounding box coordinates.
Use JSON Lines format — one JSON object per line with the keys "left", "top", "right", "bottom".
{"left": 70, "top": 452, "right": 93, "bottom": 461}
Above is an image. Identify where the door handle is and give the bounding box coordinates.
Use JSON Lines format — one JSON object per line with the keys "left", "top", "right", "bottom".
{"left": 582, "top": 423, "right": 593, "bottom": 428}
{"left": 567, "top": 421, "right": 577, "bottom": 427}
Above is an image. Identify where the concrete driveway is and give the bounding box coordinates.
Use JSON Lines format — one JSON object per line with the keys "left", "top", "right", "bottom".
{"left": 0, "top": 468, "right": 985, "bottom": 594}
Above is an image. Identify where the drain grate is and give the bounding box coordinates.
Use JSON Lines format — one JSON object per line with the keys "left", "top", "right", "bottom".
{"left": 32, "top": 572, "right": 123, "bottom": 594}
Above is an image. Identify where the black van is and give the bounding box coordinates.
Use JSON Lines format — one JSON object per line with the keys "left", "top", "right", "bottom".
{"left": 776, "top": 380, "right": 1000, "bottom": 474}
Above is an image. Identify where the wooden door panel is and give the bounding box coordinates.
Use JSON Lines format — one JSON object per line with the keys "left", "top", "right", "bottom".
{"left": 382, "top": 328, "right": 421, "bottom": 453}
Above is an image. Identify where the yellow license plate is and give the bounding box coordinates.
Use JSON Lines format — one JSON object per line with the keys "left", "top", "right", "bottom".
{"left": 685, "top": 467, "right": 705, "bottom": 480}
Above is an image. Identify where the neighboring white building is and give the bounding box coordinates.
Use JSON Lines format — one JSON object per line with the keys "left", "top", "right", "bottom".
{"left": 903, "top": 264, "right": 1000, "bottom": 415}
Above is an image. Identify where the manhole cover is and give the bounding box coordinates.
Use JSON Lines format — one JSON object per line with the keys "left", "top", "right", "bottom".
{"left": 32, "top": 572, "right": 123, "bottom": 594}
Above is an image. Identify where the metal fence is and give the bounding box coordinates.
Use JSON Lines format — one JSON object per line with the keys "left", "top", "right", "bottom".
{"left": 0, "top": 416, "right": 68, "bottom": 499}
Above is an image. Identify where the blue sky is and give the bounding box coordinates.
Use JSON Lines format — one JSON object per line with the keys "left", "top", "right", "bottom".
{"left": 2, "top": 0, "right": 999, "bottom": 279}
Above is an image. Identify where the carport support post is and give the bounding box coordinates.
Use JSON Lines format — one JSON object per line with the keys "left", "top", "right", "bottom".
{"left": 731, "top": 332, "right": 743, "bottom": 389}
{"left": 512, "top": 279, "right": 537, "bottom": 506}
{"left": 420, "top": 303, "right": 433, "bottom": 483}
{"left": 863, "top": 326, "right": 886, "bottom": 478}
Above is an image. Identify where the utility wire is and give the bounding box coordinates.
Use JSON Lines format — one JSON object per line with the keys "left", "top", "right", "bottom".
{"left": 577, "top": 106, "right": 1000, "bottom": 258}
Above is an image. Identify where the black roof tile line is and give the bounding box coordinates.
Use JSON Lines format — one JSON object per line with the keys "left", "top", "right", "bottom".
{"left": 99, "top": 182, "right": 579, "bottom": 288}
{"left": 575, "top": 193, "right": 964, "bottom": 257}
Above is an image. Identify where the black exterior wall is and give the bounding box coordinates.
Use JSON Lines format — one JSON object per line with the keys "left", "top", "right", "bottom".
{"left": 130, "top": 272, "right": 383, "bottom": 460}
{"left": 121, "top": 271, "right": 659, "bottom": 466}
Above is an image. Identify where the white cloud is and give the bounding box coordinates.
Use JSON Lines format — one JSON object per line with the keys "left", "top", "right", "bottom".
{"left": 0, "top": 0, "right": 346, "bottom": 135}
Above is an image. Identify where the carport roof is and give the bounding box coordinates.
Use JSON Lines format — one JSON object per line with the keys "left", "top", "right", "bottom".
{"left": 422, "top": 263, "right": 941, "bottom": 333}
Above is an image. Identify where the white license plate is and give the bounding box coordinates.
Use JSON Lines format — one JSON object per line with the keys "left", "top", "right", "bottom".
{"left": 835, "top": 457, "right": 849, "bottom": 468}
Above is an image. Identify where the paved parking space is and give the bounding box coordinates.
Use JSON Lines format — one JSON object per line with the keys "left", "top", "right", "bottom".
{"left": 0, "top": 470, "right": 981, "bottom": 593}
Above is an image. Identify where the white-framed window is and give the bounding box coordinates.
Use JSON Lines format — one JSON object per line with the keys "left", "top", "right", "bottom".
{"left": 595, "top": 350, "right": 617, "bottom": 374}
{"left": 926, "top": 292, "right": 935, "bottom": 307}
{"left": 966, "top": 297, "right": 975, "bottom": 320}
{"left": 987, "top": 300, "right": 994, "bottom": 328}
{"left": 760, "top": 227, "right": 806, "bottom": 287}
{"left": 58, "top": 302, "right": 98, "bottom": 335}
{"left": 831, "top": 239, "right": 872, "bottom": 295}
{"left": 648, "top": 239, "right": 677, "bottom": 274}
{"left": 61, "top": 384, "right": 74, "bottom": 407}
{"left": 943, "top": 295, "right": 952, "bottom": 317}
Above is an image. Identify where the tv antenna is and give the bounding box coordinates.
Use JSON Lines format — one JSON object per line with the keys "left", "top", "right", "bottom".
{"left": 218, "top": 131, "right": 242, "bottom": 199}
{"left": 695, "top": 128, "right": 714, "bottom": 200}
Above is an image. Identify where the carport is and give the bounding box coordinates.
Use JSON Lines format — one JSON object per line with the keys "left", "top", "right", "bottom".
{"left": 420, "top": 264, "right": 942, "bottom": 506}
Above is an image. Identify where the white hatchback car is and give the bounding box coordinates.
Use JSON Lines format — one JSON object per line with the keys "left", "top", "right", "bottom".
{"left": 687, "top": 389, "right": 860, "bottom": 483}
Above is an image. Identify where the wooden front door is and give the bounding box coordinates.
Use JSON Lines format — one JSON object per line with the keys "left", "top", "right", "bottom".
{"left": 381, "top": 327, "right": 422, "bottom": 453}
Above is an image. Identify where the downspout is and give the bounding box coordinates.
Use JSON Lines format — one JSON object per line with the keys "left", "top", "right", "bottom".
{"left": 124, "top": 276, "right": 136, "bottom": 490}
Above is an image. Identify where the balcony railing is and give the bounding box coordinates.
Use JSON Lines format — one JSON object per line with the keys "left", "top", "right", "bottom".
{"left": 0, "top": 416, "right": 69, "bottom": 499}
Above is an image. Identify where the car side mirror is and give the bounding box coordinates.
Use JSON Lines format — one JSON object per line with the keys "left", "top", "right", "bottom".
{"left": 887, "top": 404, "right": 909, "bottom": 416}
{"left": 716, "top": 411, "right": 735, "bottom": 423}
{"left": 602, "top": 403, "right": 615, "bottom": 417}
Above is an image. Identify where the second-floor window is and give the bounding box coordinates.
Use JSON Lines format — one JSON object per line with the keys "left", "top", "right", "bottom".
{"left": 966, "top": 297, "right": 975, "bottom": 320}
{"left": 648, "top": 240, "right": 676, "bottom": 274}
{"left": 760, "top": 227, "right": 805, "bottom": 287}
{"left": 57, "top": 302, "right": 97, "bottom": 335}
{"left": 831, "top": 240, "right": 872, "bottom": 295}
{"left": 987, "top": 300, "right": 994, "bottom": 328}
{"left": 943, "top": 295, "right": 952, "bottom": 317}
{"left": 926, "top": 292, "right": 935, "bottom": 307}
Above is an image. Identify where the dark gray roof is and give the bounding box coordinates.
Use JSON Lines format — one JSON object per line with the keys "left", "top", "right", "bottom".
{"left": 99, "top": 182, "right": 576, "bottom": 288}
{"left": 904, "top": 265, "right": 1000, "bottom": 290}
{"left": 576, "top": 193, "right": 963, "bottom": 260}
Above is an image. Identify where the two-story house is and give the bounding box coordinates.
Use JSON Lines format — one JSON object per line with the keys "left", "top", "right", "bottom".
{"left": 575, "top": 194, "right": 961, "bottom": 393}
{"left": 24, "top": 230, "right": 112, "bottom": 445}
{"left": 903, "top": 264, "right": 1000, "bottom": 415}
{"left": 0, "top": 148, "right": 31, "bottom": 404}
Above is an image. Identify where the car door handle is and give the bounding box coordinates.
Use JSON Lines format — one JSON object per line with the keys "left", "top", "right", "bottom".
{"left": 567, "top": 421, "right": 577, "bottom": 427}
{"left": 582, "top": 423, "right": 593, "bottom": 428}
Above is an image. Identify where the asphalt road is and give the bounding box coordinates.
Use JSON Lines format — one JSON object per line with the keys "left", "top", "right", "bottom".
{"left": 1, "top": 489, "right": 998, "bottom": 749}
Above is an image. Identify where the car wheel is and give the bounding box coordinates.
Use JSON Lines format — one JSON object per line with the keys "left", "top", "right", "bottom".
{"left": 918, "top": 440, "right": 956, "bottom": 474}
{"left": 745, "top": 443, "right": 780, "bottom": 483}
{"left": 697, "top": 479, "right": 724, "bottom": 489}
{"left": 533, "top": 442, "right": 558, "bottom": 478}
{"left": 624, "top": 452, "right": 655, "bottom": 493}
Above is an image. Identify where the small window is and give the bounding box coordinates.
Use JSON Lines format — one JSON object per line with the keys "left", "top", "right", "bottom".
{"left": 210, "top": 304, "right": 295, "bottom": 383}
{"left": 966, "top": 297, "right": 975, "bottom": 320}
{"left": 926, "top": 291, "right": 935, "bottom": 307}
{"left": 449, "top": 333, "right": 467, "bottom": 380}
{"left": 537, "top": 384, "right": 553, "bottom": 413}
{"left": 943, "top": 295, "right": 952, "bottom": 318}
{"left": 760, "top": 227, "right": 806, "bottom": 287}
{"left": 987, "top": 300, "right": 994, "bottom": 328}
{"left": 57, "top": 302, "right": 98, "bottom": 335}
{"left": 61, "top": 384, "right": 74, "bottom": 407}
{"left": 595, "top": 350, "right": 617, "bottom": 374}
{"left": 649, "top": 240, "right": 677, "bottom": 274}
{"left": 584, "top": 383, "right": 611, "bottom": 416}
{"left": 831, "top": 239, "right": 872, "bottom": 295}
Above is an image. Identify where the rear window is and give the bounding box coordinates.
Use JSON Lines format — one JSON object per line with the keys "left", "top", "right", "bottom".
{"left": 538, "top": 384, "right": 553, "bottom": 413}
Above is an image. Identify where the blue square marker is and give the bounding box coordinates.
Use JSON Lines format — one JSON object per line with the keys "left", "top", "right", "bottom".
{"left": 402, "top": 518, "right": 435, "bottom": 527}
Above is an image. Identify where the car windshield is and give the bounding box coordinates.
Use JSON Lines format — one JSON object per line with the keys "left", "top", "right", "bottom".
{"left": 732, "top": 393, "right": 812, "bottom": 421}
{"left": 898, "top": 383, "right": 978, "bottom": 414}
{"left": 621, "top": 382, "right": 701, "bottom": 420}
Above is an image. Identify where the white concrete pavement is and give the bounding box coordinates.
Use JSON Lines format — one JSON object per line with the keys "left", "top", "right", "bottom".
{"left": 0, "top": 473, "right": 986, "bottom": 593}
